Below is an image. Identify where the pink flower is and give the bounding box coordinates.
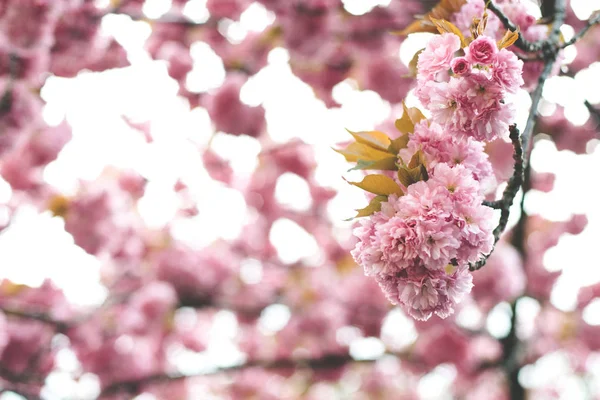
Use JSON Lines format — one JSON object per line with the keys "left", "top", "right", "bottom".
{"left": 204, "top": 73, "right": 265, "bottom": 137}
{"left": 455, "top": 202, "right": 494, "bottom": 263}
{"left": 451, "top": 57, "right": 471, "bottom": 75}
{"left": 352, "top": 163, "right": 494, "bottom": 278}
{"left": 466, "top": 36, "right": 498, "bottom": 66}
{"left": 426, "top": 79, "right": 474, "bottom": 133}
{"left": 493, "top": 49, "right": 525, "bottom": 93}
{"left": 417, "top": 33, "right": 461, "bottom": 79}
{"left": 351, "top": 212, "right": 391, "bottom": 276}
{"left": 400, "top": 121, "right": 495, "bottom": 187}
{"left": 376, "top": 264, "right": 473, "bottom": 321}
{"left": 430, "top": 163, "right": 482, "bottom": 202}
{"left": 471, "top": 101, "right": 514, "bottom": 141}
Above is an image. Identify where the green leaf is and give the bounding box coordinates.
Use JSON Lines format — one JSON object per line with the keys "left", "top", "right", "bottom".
{"left": 347, "top": 174, "right": 404, "bottom": 196}
{"left": 346, "top": 195, "right": 388, "bottom": 220}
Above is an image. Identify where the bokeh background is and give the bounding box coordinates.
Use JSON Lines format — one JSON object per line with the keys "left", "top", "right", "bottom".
{"left": 1, "top": 0, "right": 600, "bottom": 399}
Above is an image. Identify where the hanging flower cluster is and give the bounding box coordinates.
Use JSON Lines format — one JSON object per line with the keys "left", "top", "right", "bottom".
{"left": 416, "top": 32, "right": 524, "bottom": 141}
{"left": 338, "top": 16, "right": 523, "bottom": 321}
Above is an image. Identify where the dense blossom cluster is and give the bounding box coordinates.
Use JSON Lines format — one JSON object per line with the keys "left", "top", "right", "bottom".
{"left": 353, "top": 163, "right": 493, "bottom": 320}
{"left": 0, "top": 0, "right": 598, "bottom": 399}
{"left": 350, "top": 29, "right": 522, "bottom": 320}
{"left": 416, "top": 33, "right": 524, "bottom": 141}
{"left": 452, "top": 0, "right": 560, "bottom": 89}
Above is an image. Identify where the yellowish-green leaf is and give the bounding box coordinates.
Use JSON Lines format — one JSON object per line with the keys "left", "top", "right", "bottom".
{"left": 408, "top": 150, "right": 427, "bottom": 169}
{"left": 48, "top": 194, "right": 70, "bottom": 218}
{"left": 0, "top": 281, "right": 27, "bottom": 296}
{"left": 347, "top": 195, "right": 388, "bottom": 220}
{"left": 430, "top": 17, "right": 467, "bottom": 48}
{"left": 406, "top": 105, "right": 426, "bottom": 126}
{"left": 470, "top": 10, "right": 488, "bottom": 39}
{"left": 336, "top": 254, "right": 358, "bottom": 274}
{"left": 348, "top": 157, "right": 398, "bottom": 171}
{"left": 406, "top": 48, "right": 425, "bottom": 78}
{"left": 397, "top": 165, "right": 429, "bottom": 187}
{"left": 395, "top": 102, "right": 427, "bottom": 134}
{"left": 347, "top": 174, "right": 404, "bottom": 196}
{"left": 497, "top": 29, "right": 520, "bottom": 50}
{"left": 478, "top": 11, "right": 489, "bottom": 36}
{"left": 388, "top": 134, "right": 410, "bottom": 155}
{"left": 334, "top": 142, "right": 395, "bottom": 163}
{"left": 347, "top": 129, "right": 391, "bottom": 151}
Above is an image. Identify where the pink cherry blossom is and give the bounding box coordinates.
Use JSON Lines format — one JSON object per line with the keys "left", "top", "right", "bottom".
{"left": 451, "top": 56, "right": 471, "bottom": 75}
{"left": 466, "top": 36, "right": 498, "bottom": 65}
{"left": 417, "top": 33, "right": 461, "bottom": 79}
{"left": 493, "top": 49, "right": 525, "bottom": 93}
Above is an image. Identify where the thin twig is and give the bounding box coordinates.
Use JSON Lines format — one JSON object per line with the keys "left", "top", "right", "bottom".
{"left": 560, "top": 12, "right": 600, "bottom": 49}
{"left": 521, "top": 59, "right": 553, "bottom": 164}
{"left": 585, "top": 100, "right": 600, "bottom": 128}
{"left": 0, "top": 307, "right": 70, "bottom": 332}
{"left": 486, "top": 1, "right": 538, "bottom": 52}
{"left": 521, "top": 0, "right": 566, "bottom": 167}
{"left": 501, "top": 298, "right": 525, "bottom": 400}
{"left": 98, "top": 354, "right": 387, "bottom": 397}
{"left": 471, "top": 125, "right": 524, "bottom": 271}
{"left": 487, "top": 0, "right": 567, "bottom": 57}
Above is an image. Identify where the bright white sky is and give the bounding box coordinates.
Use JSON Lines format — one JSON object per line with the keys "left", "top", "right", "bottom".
{"left": 0, "top": 0, "right": 599, "bottom": 399}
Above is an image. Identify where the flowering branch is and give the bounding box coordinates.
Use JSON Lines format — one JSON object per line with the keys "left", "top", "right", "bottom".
{"left": 486, "top": 2, "right": 537, "bottom": 52}
{"left": 487, "top": 0, "right": 566, "bottom": 58}
{"left": 472, "top": 125, "right": 524, "bottom": 271}
{"left": 472, "top": 1, "right": 566, "bottom": 271}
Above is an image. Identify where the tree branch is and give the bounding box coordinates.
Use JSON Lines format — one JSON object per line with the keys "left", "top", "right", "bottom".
{"left": 486, "top": 2, "right": 538, "bottom": 53}
{"left": 560, "top": 12, "right": 600, "bottom": 49}
{"left": 473, "top": 0, "right": 565, "bottom": 270}
{"left": 471, "top": 125, "right": 524, "bottom": 271}
{"left": 585, "top": 100, "right": 600, "bottom": 128}
{"left": 500, "top": 154, "right": 531, "bottom": 400}
{"left": 521, "top": 0, "right": 566, "bottom": 167}
{"left": 98, "top": 353, "right": 387, "bottom": 397}
{"left": 0, "top": 307, "right": 70, "bottom": 332}
{"left": 487, "top": 0, "right": 566, "bottom": 57}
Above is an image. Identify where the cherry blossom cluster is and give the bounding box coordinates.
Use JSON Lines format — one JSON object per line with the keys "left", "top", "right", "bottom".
{"left": 349, "top": 27, "right": 524, "bottom": 320}
{"left": 352, "top": 163, "right": 494, "bottom": 320}
{"left": 415, "top": 33, "right": 524, "bottom": 141}
{"left": 451, "top": 0, "right": 560, "bottom": 89}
